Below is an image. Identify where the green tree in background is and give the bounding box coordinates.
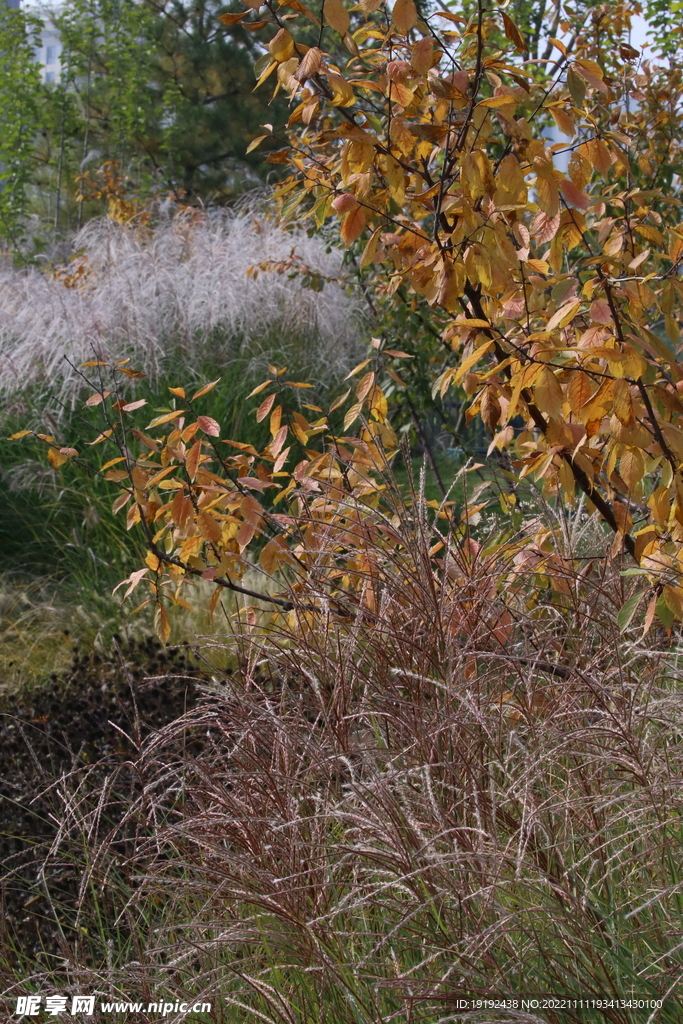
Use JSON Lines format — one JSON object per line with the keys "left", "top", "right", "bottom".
{"left": 3, "top": 0, "right": 289, "bottom": 250}
{"left": 0, "top": 4, "right": 43, "bottom": 254}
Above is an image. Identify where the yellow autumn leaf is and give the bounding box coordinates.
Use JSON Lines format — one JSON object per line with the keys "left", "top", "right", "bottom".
{"left": 269, "top": 27, "right": 295, "bottom": 62}
{"left": 324, "top": 0, "right": 350, "bottom": 34}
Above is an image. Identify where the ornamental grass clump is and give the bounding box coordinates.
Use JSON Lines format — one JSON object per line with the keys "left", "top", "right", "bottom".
{"left": 4, "top": 471, "right": 682, "bottom": 1023}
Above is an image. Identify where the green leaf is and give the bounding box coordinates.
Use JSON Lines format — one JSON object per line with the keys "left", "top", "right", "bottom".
{"left": 656, "top": 593, "right": 675, "bottom": 630}
{"left": 253, "top": 53, "right": 272, "bottom": 79}
{"left": 617, "top": 590, "right": 645, "bottom": 632}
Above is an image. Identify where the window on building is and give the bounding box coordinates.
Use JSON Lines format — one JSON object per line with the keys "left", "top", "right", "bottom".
{"left": 46, "top": 45, "right": 56, "bottom": 64}
{"left": 45, "top": 71, "right": 55, "bottom": 83}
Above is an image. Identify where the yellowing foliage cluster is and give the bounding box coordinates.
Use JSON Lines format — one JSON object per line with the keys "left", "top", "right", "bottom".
{"left": 238, "top": 0, "right": 683, "bottom": 627}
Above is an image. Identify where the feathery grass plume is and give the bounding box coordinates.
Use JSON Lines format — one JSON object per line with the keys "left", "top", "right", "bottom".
{"left": 4, "top": 478, "right": 682, "bottom": 1022}
{"left": 0, "top": 196, "right": 362, "bottom": 413}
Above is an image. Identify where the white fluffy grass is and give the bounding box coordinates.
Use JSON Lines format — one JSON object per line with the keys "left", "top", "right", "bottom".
{"left": 0, "top": 202, "right": 362, "bottom": 411}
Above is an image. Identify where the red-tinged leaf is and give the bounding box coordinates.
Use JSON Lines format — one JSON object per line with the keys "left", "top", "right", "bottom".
{"left": 241, "top": 493, "right": 263, "bottom": 524}
{"left": 332, "top": 192, "right": 358, "bottom": 215}
{"left": 122, "top": 398, "right": 147, "bottom": 412}
{"left": 237, "top": 520, "right": 256, "bottom": 550}
{"left": 236, "top": 475, "right": 268, "bottom": 492}
{"left": 59, "top": 447, "right": 78, "bottom": 457}
{"left": 558, "top": 177, "right": 589, "bottom": 211}
{"left": 257, "top": 393, "right": 276, "bottom": 422}
{"left": 192, "top": 378, "right": 221, "bottom": 400}
{"left": 147, "top": 410, "right": 186, "bottom": 429}
{"left": 8, "top": 430, "right": 32, "bottom": 440}
{"left": 168, "top": 386, "right": 186, "bottom": 398}
{"left": 86, "top": 391, "right": 111, "bottom": 406}
{"left": 270, "top": 425, "right": 289, "bottom": 457}
{"left": 590, "top": 298, "right": 613, "bottom": 324}
{"left": 383, "top": 349, "right": 414, "bottom": 358}
{"left": 171, "top": 488, "right": 192, "bottom": 530}
{"left": 87, "top": 429, "right": 114, "bottom": 445}
{"left": 198, "top": 415, "right": 221, "bottom": 436}
{"left": 273, "top": 445, "right": 291, "bottom": 473}
{"left": 247, "top": 380, "right": 274, "bottom": 399}
{"left": 185, "top": 439, "right": 202, "bottom": 481}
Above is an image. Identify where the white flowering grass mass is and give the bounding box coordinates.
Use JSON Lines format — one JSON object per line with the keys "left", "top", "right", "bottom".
{"left": 0, "top": 202, "right": 362, "bottom": 411}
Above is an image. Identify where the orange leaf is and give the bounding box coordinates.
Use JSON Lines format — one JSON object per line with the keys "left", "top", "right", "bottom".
{"left": 247, "top": 380, "right": 273, "bottom": 399}
{"left": 502, "top": 11, "right": 526, "bottom": 52}
{"left": 185, "top": 440, "right": 202, "bottom": 481}
{"left": 148, "top": 410, "right": 186, "bottom": 429}
{"left": 192, "top": 378, "right": 220, "bottom": 400}
{"left": 155, "top": 603, "right": 171, "bottom": 645}
{"left": 340, "top": 205, "right": 365, "bottom": 247}
{"left": 392, "top": 0, "right": 417, "bottom": 34}
{"left": 198, "top": 511, "right": 222, "bottom": 545}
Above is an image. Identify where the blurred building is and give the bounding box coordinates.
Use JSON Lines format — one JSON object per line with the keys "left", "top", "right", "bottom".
{"left": 36, "top": 9, "right": 62, "bottom": 83}
{"left": 1, "top": 0, "right": 63, "bottom": 83}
